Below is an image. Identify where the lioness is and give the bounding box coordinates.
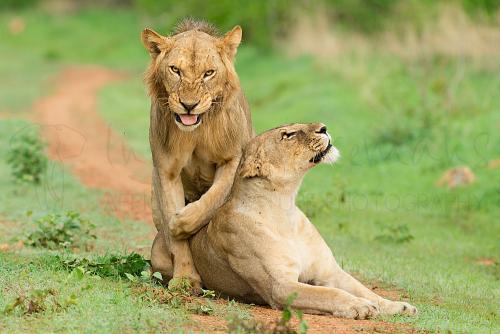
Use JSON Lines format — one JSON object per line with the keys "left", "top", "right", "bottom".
{"left": 188, "top": 123, "right": 418, "bottom": 319}
{"left": 141, "top": 20, "right": 253, "bottom": 289}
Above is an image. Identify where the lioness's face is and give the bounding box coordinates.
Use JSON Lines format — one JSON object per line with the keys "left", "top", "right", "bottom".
{"left": 241, "top": 123, "right": 340, "bottom": 181}
{"left": 273, "top": 123, "right": 340, "bottom": 170}
{"left": 142, "top": 26, "right": 242, "bottom": 132}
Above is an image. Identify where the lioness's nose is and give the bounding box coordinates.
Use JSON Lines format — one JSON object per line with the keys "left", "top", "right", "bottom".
{"left": 316, "top": 126, "right": 327, "bottom": 134}
{"left": 180, "top": 101, "right": 199, "bottom": 112}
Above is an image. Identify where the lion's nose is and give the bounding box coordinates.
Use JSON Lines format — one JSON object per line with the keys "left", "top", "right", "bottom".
{"left": 316, "top": 126, "right": 327, "bottom": 134}
{"left": 180, "top": 101, "right": 199, "bottom": 112}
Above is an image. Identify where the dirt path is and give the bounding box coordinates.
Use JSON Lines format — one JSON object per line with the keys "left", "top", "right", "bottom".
{"left": 32, "top": 66, "right": 421, "bottom": 334}
{"left": 33, "top": 66, "right": 152, "bottom": 222}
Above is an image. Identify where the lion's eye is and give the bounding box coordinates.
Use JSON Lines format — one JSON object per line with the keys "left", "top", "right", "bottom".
{"left": 170, "top": 66, "right": 180, "bottom": 75}
{"left": 204, "top": 70, "right": 215, "bottom": 78}
{"left": 281, "top": 131, "right": 297, "bottom": 140}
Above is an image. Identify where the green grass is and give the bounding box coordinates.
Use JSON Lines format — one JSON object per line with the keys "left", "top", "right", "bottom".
{"left": 1, "top": 8, "right": 499, "bottom": 334}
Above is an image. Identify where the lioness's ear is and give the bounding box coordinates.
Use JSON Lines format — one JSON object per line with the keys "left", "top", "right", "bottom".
{"left": 239, "top": 145, "right": 270, "bottom": 179}
{"left": 221, "top": 25, "right": 242, "bottom": 60}
{"left": 141, "top": 28, "right": 170, "bottom": 58}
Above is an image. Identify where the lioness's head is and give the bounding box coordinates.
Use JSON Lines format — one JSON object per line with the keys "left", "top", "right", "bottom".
{"left": 142, "top": 19, "right": 242, "bottom": 132}
{"left": 240, "top": 123, "right": 340, "bottom": 182}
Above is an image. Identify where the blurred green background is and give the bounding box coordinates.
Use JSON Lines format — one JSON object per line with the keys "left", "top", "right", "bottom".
{"left": 0, "top": 1, "right": 499, "bottom": 333}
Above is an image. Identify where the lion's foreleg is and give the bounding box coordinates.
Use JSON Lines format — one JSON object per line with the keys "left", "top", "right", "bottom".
{"left": 324, "top": 262, "right": 418, "bottom": 316}
{"left": 169, "top": 155, "right": 241, "bottom": 239}
{"left": 227, "top": 254, "right": 378, "bottom": 319}
{"left": 153, "top": 164, "right": 202, "bottom": 291}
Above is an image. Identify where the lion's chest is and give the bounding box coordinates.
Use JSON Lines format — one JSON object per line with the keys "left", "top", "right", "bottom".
{"left": 181, "top": 150, "right": 218, "bottom": 202}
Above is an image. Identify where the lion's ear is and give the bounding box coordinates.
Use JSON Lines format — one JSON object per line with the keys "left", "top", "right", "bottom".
{"left": 239, "top": 145, "right": 270, "bottom": 179}
{"left": 141, "top": 28, "right": 170, "bottom": 58}
{"left": 221, "top": 25, "right": 242, "bottom": 60}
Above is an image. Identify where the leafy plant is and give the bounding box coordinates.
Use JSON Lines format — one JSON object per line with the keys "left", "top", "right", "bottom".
{"left": 25, "top": 211, "right": 96, "bottom": 250}
{"left": 124, "top": 269, "right": 163, "bottom": 284}
{"left": 61, "top": 252, "right": 217, "bottom": 315}
{"left": 6, "top": 131, "right": 47, "bottom": 183}
{"left": 375, "top": 222, "right": 414, "bottom": 244}
{"left": 60, "top": 252, "right": 149, "bottom": 278}
{"left": 3, "top": 288, "right": 77, "bottom": 316}
{"left": 227, "top": 293, "right": 308, "bottom": 334}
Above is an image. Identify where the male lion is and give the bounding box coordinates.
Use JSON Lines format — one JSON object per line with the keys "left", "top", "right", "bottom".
{"left": 186, "top": 123, "right": 418, "bottom": 319}
{"left": 141, "top": 19, "right": 253, "bottom": 289}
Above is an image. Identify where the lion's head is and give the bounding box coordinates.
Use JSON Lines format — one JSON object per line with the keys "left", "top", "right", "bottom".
{"left": 142, "top": 19, "right": 242, "bottom": 132}
{"left": 239, "top": 123, "right": 340, "bottom": 182}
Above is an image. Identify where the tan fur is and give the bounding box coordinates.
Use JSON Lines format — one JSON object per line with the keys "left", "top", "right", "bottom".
{"left": 142, "top": 19, "right": 253, "bottom": 289}
{"left": 188, "top": 123, "right": 417, "bottom": 319}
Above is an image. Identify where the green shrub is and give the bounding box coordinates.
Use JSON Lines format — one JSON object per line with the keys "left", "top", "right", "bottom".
{"left": 26, "top": 211, "right": 96, "bottom": 250}
{"left": 60, "top": 252, "right": 149, "bottom": 278}
{"left": 6, "top": 131, "right": 47, "bottom": 184}
{"left": 0, "top": 0, "right": 39, "bottom": 10}
{"left": 325, "top": 0, "right": 399, "bottom": 32}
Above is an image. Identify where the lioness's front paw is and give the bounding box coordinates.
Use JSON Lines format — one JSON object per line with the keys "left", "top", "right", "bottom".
{"left": 379, "top": 299, "right": 418, "bottom": 316}
{"left": 333, "top": 298, "right": 380, "bottom": 319}
{"left": 169, "top": 204, "right": 201, "bottom": 239}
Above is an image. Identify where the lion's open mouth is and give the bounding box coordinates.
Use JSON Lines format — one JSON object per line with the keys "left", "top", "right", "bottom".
{"left": 309, "top": 143, "right": 332, "bottom": 163}
{"left": 175, "top": 113, "right": 202, "bottom": 126}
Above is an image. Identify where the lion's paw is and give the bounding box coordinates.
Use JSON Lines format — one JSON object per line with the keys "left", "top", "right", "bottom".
{"left": 379, "top": 299, "right": 418, "bottom": 316}
{"left": 333, "top": 297, "right": 380, "bottom": 319}
{"left": 169, "top": 204, "right": 201, "bottom": 239}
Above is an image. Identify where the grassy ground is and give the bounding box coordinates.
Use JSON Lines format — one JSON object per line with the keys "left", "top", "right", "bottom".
{"left": 1, "top": 8, "right": 499, "bottom": 334}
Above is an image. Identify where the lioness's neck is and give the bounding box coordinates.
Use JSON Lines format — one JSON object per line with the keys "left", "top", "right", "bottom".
{"left": 232, "top": 177, "right": 303, "bottom": 211}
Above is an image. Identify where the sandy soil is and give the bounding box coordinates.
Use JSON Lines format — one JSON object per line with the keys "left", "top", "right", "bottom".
{"left": 32, "top": 65, "right": 422, "bottom": 334}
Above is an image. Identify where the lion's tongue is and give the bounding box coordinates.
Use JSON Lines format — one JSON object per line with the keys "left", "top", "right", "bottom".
{"left": 178, "top": 114, "right": 198, "bottom": 126}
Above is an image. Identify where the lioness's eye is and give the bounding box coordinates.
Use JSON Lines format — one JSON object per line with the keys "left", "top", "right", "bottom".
{"left": 281, "top": 131, "right": 297, "bottom": 140}
{"left": 204, "top": 70, "right": 214, "bottom": 77}
{"left": 170, "top": 66, "right": 180, "bottom": 74}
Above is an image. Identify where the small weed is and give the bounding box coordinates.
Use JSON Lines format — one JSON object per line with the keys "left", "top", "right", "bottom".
{"left": 132, "top": 284, "right": 190, "bottom": 309}
{"left": 3, "top": 288, "right": 77, "bottom": 316}
{"left": 6, "top": 130, "right": 47, "bottom": 183}
{"left": 132, "top": 278, "right": 216, "bottom": 315}
{"left": 25, "top": 211, "right": 96, "bottom": 250}
{"left": 227, "top": 293, "right": 308, "bottom": 334}
{"left": 60, "top": 252, "right": 149, "bottom": 278}
{"left": 201, "top": 288, "right": 216, "bottom": 298}
{"left": 374, "top": 222, "right": 414, "bottom": 244}
{"left": 188, "top": 300, "right": 215, "bottom": 315}
{"left": 124, "top": 269, "right": 163, "bottom": 284}
{"left": 43, "top": 49, "right": 61, "bottom": 61}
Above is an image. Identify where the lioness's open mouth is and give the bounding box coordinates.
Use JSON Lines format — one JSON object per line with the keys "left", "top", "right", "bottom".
{"left": 175, "top": 113, "right": 202, "bottom": 126}
{"left": 310, "top": 143, "right": 332, "bottom": 163}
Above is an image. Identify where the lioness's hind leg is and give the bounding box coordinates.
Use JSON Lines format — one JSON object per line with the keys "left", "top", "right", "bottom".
{"left": 151, "top": 232, "right": 173, "bottom": 282}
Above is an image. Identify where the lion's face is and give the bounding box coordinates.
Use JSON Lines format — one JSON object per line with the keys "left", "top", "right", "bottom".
{"left": 240, "top": 123, "right": 340, "bottom": 181}
{"left": 142, "top": 25, "right": 242, "bottom": 132}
